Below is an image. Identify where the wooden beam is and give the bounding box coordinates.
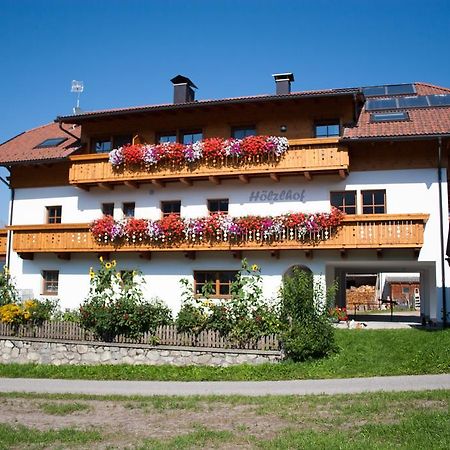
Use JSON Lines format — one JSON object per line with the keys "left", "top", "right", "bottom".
{"left": 305, "top": 249, "right": 313, "bottom": 259}
{"left": 98, "top": 183, "right": 114, "bottom": 190}
{"left": 56, "top": 253, "right": 71, "bottom": 260}
{"left": 151, "top": 179, "right": 166, "bottom": 188}
{"left": 139, "top": 252, "right": 152, "bottom": 260}
{"left": 238, "top": 174, "right": 249, "bottom": 184}
{"left": 184, "top": 251, "right": 196, "bottom": 260}
{"left": 304, "top": 171, "right": 312, "bottom": 181}
{"left": 376, "top": 248, "right": 383, "bottom": 259}
{"left": 18, "top": 252, "right": 34, "bottom": 260}
{"left": 339, "top": 169, "right": 347, "bottom": 179}
{"left": 340, "top": 248, "right": 347, "bottom": 259}
{"left": 180, "top": 177, "right": 193, "bottom": 186}
{"left": 124, "top": 181, "right": 139, "bottom": 189}
{"left": 269, "top": 173, "right": 280, "bottom": 182}
{"left": 209, "top": 176, "right": 221, "bottom": 185}
{"left": 76, "top": 184, "right": 90, "bottom": 192}
{"left": 414, "top": 248, "right": 421, "bottom": 259}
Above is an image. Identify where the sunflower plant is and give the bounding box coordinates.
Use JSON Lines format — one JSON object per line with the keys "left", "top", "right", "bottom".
{"left": 80, "top": 257, "right": 171, "bottom": 341}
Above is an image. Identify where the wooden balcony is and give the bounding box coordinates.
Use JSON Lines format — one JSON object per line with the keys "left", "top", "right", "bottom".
{"left": 9, "top": 214, "right": 428, "bottom": 260}
{"left": 0, "top": 229, "right": 7, "bottom": 258}
{"left": 68, "top": 138, "right": 349, "bottom": 189}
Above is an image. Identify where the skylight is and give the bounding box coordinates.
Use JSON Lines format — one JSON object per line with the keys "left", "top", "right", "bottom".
{"left": 34, "top": 137, "right": 67, "bottom": 148}
{"left": 370, "top": 112, "right": 409, "bottom": 123}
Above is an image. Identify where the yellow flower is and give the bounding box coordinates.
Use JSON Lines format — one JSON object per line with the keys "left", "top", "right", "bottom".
{"left": 105, "top": 262, "right": 112, "bottom": 269}
{"left": 116, "top": 273, "right": 122, "bottom": 279}
{"left": 251, "top": 264, "right": 259, "bottom": 271}
{"left": 111, "top": 260, "right": 117, "bottom": 267}
{"left": 3, "top": 267, "right": 9, "bottom": 275}
{"left": 99, "top": 256, "right": 104, "bottom": 263}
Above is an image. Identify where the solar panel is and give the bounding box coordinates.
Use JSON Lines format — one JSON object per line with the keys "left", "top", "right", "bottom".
{"left": 371, "top": 112, "right": 409, "bottom": 122}
{"left": 366, "top": 98, "right": 398, "bottom": 111}
{"left": 397, "top": 96, "right": 430, "bottom": 108}
{"left": 428, "top": 94, "right": 450, "bottom": 107}
{"left": 385, "top": 84, "right": 416, "bottom": 95}
{"left": 362, "top": 84, "right": 415, "bottom": 97}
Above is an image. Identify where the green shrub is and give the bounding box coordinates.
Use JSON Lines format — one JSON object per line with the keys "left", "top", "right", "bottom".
{"left": 80, "top": 258, "right": 171, "bottom": 341}
{"left": 280, "top": 268, "right": 337, "bottom": 361}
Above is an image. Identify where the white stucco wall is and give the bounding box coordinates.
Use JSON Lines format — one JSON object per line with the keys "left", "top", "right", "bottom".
{"left": 7, "top": 167, "right": 450, "bottom": 320}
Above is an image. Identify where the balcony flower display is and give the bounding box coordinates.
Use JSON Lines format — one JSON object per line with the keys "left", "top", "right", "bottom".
{"left": 90, "top": 208, "right": 344, "bottom": 246}
{"left": 108, "top": 136, "right": 289, "bottom": 169}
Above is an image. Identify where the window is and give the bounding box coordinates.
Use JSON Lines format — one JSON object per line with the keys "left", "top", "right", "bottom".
{"left": 157, "top": 133, "right": 177, "bottom": 144}
{"left": 362, "top": 190, "right": 386, "bottom": 214}
{"left": 161, "top": 200, "right": 181, "bottom": 217}
{"left": 92, "top": 135, "right": 133, "bottom": 153}
{"left": 182, "top": 130, "right": 203, "bottom": 144}
{"left": 46, "top": 206, "right": 62, "bottom": 224}
{"left": 102, "top": 203, "right": 114, "bottom": 216}
{"left": 34, "top": 137, "right": 67, "bottom": 148}
{"left": 330, "top": 191, "right": 357, "bottom": 214}
{"left": 94, "top": 139, "right": 112, "bottom": 153}
{"left": 113, "top": 135, "right": 132, "bottom": 148}
{"left": 315, "top": 122, "right": 340, "bottom": 138}
{"left": 231, "top": 126, "right": 256, "bottom": 139}
{"left": 194, "top": 271, "right": 238, "bottom": 297}
{"left": 371, "top": 112, "right": 409, "bottom": 122}
{"left": 42, "top": 270, "right": 59, "bottom": 295}
{"left": 208, "top": 199, "right": 229, "bottom": 214}
{"left": 122, "top": 202, "right": 135, "bottom": 217}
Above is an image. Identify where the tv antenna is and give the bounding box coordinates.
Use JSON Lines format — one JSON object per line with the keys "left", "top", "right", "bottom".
{"left": 71, "top": 80, "right": 84, "bottom": 114}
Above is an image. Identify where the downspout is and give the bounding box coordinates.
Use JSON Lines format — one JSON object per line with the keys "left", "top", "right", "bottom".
{"left": 437, "top": 137, "right": 447, "bottom": 327}
{"left": 0, "top": 172, "right": 13, "bottom": 268}
{"left": 58, "top": 121, "right": 79, "bottom": 141}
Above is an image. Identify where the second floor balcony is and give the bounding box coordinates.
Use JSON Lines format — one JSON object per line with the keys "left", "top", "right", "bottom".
{"left": 9, "top": 214, "right": 428, "bottom": 260}
{"left": 69, "top": 137, "right": 349, "bottom": 189}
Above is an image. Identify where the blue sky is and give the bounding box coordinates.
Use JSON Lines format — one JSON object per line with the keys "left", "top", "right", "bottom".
{"left": 0, "top": 0, "right": 450, "bottom": 224}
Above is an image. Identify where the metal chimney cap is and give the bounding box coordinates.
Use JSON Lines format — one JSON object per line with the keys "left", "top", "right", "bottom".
{"left": 170, "top": 75, "right": 198, "bottom": 89}
{"left": 272, "top": 73, "right": 295, "bottom": 82}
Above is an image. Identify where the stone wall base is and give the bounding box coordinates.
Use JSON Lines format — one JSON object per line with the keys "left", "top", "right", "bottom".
{"left": 0, "top": 338, "right": 282, "bottom": 367}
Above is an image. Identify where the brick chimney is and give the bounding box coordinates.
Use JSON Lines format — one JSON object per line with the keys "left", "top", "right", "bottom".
{"left": 272, "top": 73, "right": 295, "bottom": 95}
{"left": 170, "top": 75, "right": 197, "bottom": 104}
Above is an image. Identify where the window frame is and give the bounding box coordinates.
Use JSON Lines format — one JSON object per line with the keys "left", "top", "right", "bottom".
{"left": 156, "top": 132, "right": 177, "bottom": 144}
{"left": 361, "top": 189, "right": 386, "bottom": 214}
{"left": 91, "top": 134, "right": 132, "bottom": 153}
{"left": 194, "top": 270, "right": 238, "bottom": 298}
{"left": 330, "top": 191, "right": 357, "bottom": 214}
{"left": 231, "top": 125, "right": 256, "bottom": 139}
{"left": 181, "top": 130, "right": 203, "bottom": 145}
{"left": 122, "top": 202, "right": 136, "bottom": 218}
{"left": 207, "top": 198, "right": 229, "bottom": 215}
{"left": 102, "top": 203, "right": 114, "bottom": 217}
{"left": 46, "top": 205, "right": 62, "bottom": 224}
{"left": 34, "top": 137, "right": 68, "bottom": 149}
{"left": 314, "top": 120, "right": 341, "bottom": 138}
{"left": 161, "top": 200, "right": 181, "bottom": 217}
{"left": 42, "top": 270, "right": 59, "bottom": 296}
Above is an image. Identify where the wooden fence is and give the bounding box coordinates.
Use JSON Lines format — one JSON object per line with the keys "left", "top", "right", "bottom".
{"left": 0, "top": 321, "right": 280, "bottom": 351}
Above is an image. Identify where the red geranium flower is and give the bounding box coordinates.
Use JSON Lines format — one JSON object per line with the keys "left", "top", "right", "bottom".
{"left": 123, "top": 144, "right": 144, "bottom": 165}
{"left": 202, "top": 138, "right": 225, "bottom": 159}
{"left": 158, "top": 214, "right": 185, "bottom": 241}
{"left": 240, "top": 136, "right": 269, "bottom": 157}
{"left": 90, "top": 215, "right": 115, "bottom": 240}
{"left": 124, "top": 218, "right": 148, "bottom": 237}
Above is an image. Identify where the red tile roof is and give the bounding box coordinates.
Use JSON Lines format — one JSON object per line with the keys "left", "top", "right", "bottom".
{"left": 0, "top": 122, "right": 81, "bottom": 165}
{"left": 343, "top": 82, "right": 450, "bottom": 139}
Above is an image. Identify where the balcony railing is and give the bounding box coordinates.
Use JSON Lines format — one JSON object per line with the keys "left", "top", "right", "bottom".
{"left": 68, "top": 138, "right": 349, "bottom": 188}
{"left": 0, "top": 229, "right": 7, "bottom": 257}
{"left": 9, "top": 214, "right": 428, "bottom": 259}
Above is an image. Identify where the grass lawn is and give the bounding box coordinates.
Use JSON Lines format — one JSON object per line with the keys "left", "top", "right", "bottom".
{"left": 0, "top": 328, "right": 448, "bottom": 381}
{"left": 0, "top": 390, "right": 448, "bottom": 449}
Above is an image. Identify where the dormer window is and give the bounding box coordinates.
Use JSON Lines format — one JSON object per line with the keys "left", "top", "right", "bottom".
{"left": 34, "top": 137, "right": 67, "bottom": 148}
{"left": 315, "top": 122, "right": 340, "bottom": 138}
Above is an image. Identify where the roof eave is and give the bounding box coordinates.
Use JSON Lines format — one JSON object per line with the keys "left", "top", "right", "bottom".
{"left": 56, "top": 90, "right": 360, "bottom": 124}
{"left": 342, "top": 133, "right": 450, "bottom": 142}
